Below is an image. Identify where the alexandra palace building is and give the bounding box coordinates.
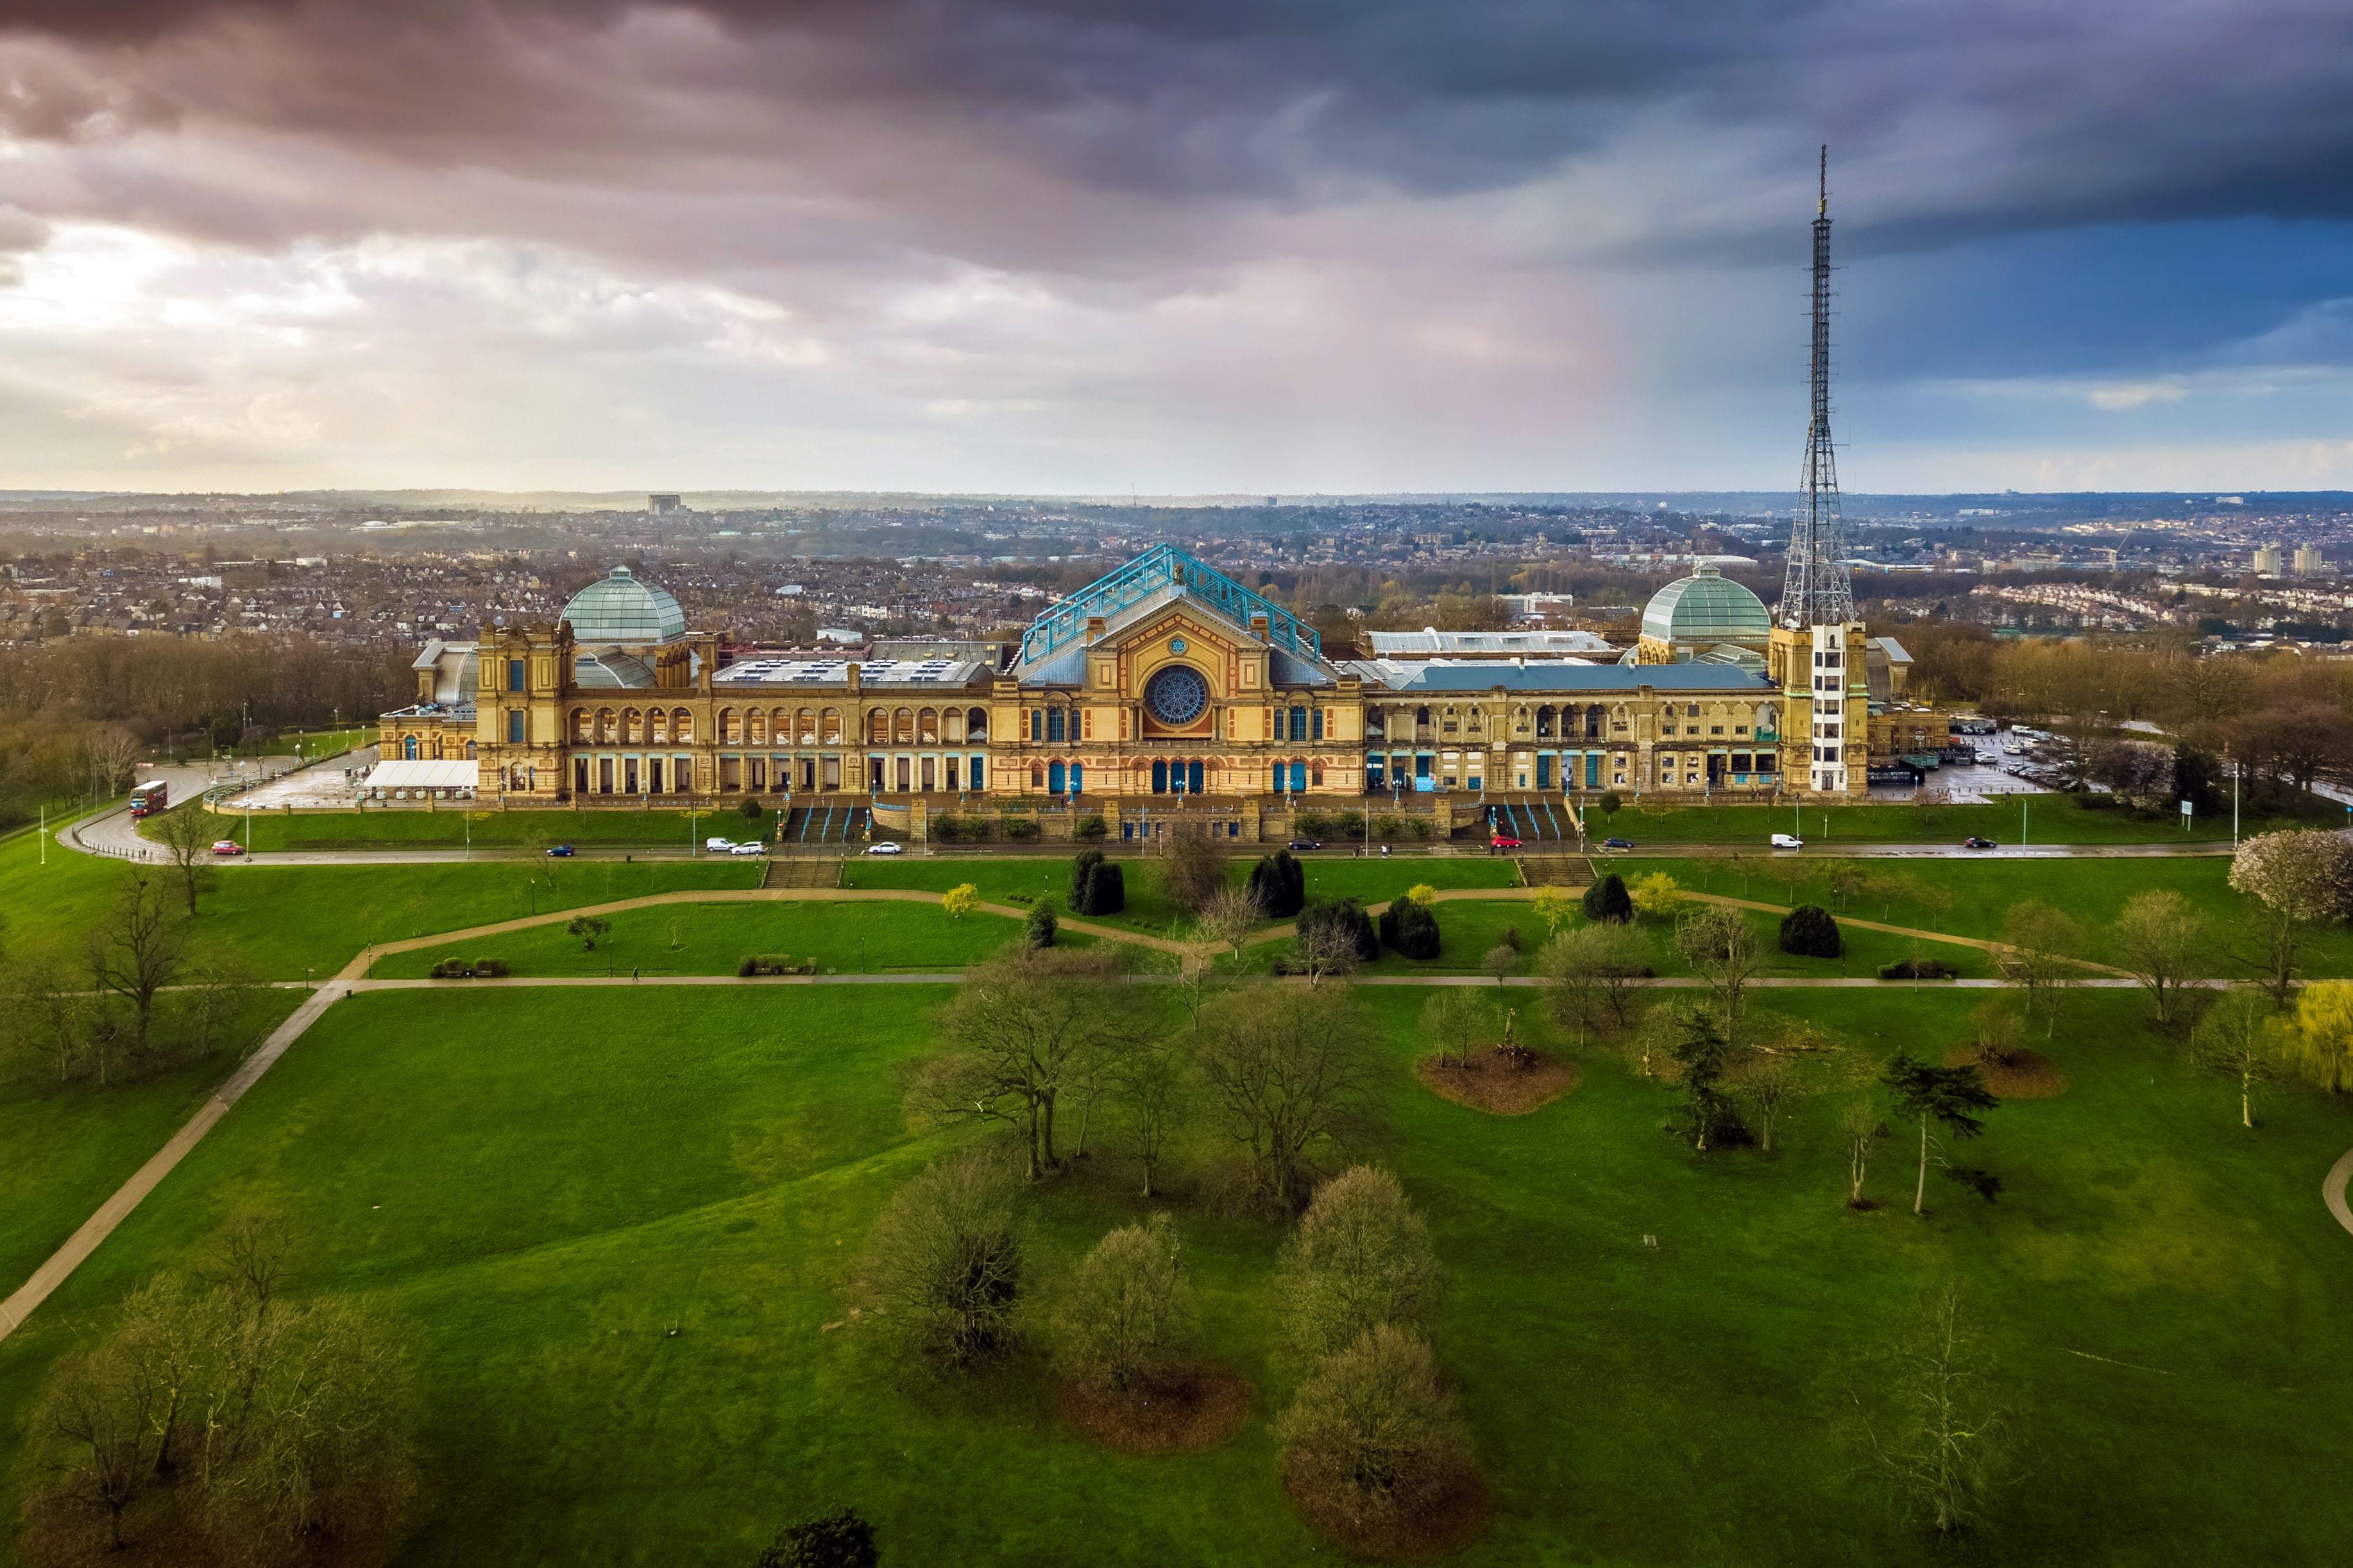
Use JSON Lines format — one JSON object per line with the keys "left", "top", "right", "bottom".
{"left": 377, "top": 545, "right": 1948, "bottom": 829}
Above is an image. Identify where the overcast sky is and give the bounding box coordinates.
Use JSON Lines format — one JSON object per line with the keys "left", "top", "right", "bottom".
{"left": 0, "top": 0, "right": 2348, "bottom": 496}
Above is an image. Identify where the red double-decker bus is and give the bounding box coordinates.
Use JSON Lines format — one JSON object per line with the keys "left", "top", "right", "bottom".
{"left": 128, "top": 780, "right": 169, "bottom": 818}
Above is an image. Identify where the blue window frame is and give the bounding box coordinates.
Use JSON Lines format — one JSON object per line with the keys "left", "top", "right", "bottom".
{"left": 1288, "top": 706, "right": 1307, "bottom": 742}
{"left": 507, "top": 658, "right": 525, "bottom": 693}
{"left": 1312, "top": 709, "right": 1323, "bottom": 740}
{"left": 1046, "top": 709, "right": 1066, "bottom": 743}
{"left": 1030, "top": 709, "right": 1042, "bottom": 741}
{"left": 506, "top": 709, "right": 525, "bottom": 745}
{"left": 1151, "top": 759, "right": 1169, "bottom": 793}
{"left": 1187, "top": 759, "right": 1204, "bottom": 794}
{"left": 1367, "top": 757, "right": 1385, "bottom": 788}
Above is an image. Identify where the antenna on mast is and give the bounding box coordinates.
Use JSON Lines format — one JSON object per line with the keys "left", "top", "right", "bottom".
{"left": 1777, "top": 144, "right": 1852, "bottom": 630}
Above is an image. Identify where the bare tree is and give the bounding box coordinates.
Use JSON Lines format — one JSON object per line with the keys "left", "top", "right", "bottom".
{"left": 1294, "top": 916, "right": 1363, "bottom": 990}
{"left": 84, "top": 727, "right": 141, "bottom": 799}
{"left": 85, "top": 872, "right": 187, "bottom": 1072}
{"left": 1672, "top": 905, "right": 1763, "bottom": 1052}
{"left": 2193, "top": 986, "right": 2286, "bottom": 1129}
{"left": 1994, "top": 901, "right": 2082, "bottom": 1038}
{"left": 1109, "top": 1033, "right": 1189, "bottom": 1199}
{"left": 10, "top": 950, "right": 95, "bottom": 1081}
{"left": 863, "top": 1149, "right": 1025, "bottom": 1367}
{"left": 1191, "top": 982, "right": 1378, "bottom": 1215}
{"left": 1418, "top": 990, "right": 1486, "bottom": 1070}
{"left": 1536, "top": 920, "right": 1649, "bottom": 1040}
{"left": 2111, "top": 889, "right": 2207, "bottom": 1024}
{"left": 1841, "top": 1098, "right": 1889, "bottom": 1208}
{"left": 1160, "top": 820, "right": 1232, "bottom": 916}
{"left": 203, "top": 1210, "right": 296, "bottom": 1329}
{"left": 1192, "top": 884, "right": 1260, "bottom": 966}
{"left": 154, "top": 802, "right": 219, "bottom": 916}
{"left": 1852, "top": 1284, "right": 2010, "bottom": 1537}
{"left": 911, "top": 947, "right": 1139, "bottom": 1180}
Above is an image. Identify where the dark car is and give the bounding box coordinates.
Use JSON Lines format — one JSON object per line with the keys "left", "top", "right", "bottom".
{"left": 1287, "top": 838, "right": 1321, "bottom": 851}
{"left": 1962, "top": 836, "right": 1996, "bottom": 849}
{"left": 545, "top": 843, "right": 575, "bottom": 857}
{"left": 1602, "top": 836, "right": 1635, "bottom": 850}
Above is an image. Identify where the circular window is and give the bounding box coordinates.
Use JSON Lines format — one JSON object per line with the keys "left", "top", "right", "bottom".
{"left": 1168, "top": 636, "right": 1188, "bottom": 654}
{"left": 1144, "top": 664, "right": 1209, "bottom": 726}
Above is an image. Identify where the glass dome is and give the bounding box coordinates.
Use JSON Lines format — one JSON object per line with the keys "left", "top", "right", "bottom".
{"left": 561, "top": 567, "right": 686, "bottom": 645}
{"left": 1640, "top": 564, "right": 1771, "bottom": 646}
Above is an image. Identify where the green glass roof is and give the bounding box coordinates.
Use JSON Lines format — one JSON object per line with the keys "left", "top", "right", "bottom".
{"left": 561, "top": 567, "right": 686, "bottom": 645}
{"left": 1640, "top": 565, "right": 1771, "bottom": 645}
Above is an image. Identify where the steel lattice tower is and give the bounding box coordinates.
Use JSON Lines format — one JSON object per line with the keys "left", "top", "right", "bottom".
{"left": 1778, "top": 146, "right": 1853, "bottom": 628}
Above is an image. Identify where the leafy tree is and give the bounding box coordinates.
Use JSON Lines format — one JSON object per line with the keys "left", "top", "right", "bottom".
{"left": 1852, "top": 1284, "right": 2010, "bottom": 1537}
{"left": 1536, "top": 921, "right": 1649, "bottom": 1036}
{"left": 1629, "top": 872, "right": 1684, "bottom": 921}
{"left": 1404, "top": 883, "right": 1438, "bottom": 907}
{"left": 754, "top": 1508, "right": 879, "bottom": 1568}
{"left": 2229, "top": 829, "right": 2353, "bottom": 1004}
{"left": 1672, "top": 904, "right": 1762, "bottom": 1052}
{"left": 1246, "top": 850, "right": 1307, "bottom": 918}
{"left": 1277, "top": 1326, "right": 1472, "bottom": 1533}
{"left": 1191, "top": 983, "right": 1377, "bottom": 1214}
{"left": 941, "top": 882, "right": 980, "bottom": 920}
{"left": 2112, "top": 888, "right": 2207, "bottom": 1024}
{"left": 912, "top": 948, "right": 1137, "bottom": 1179}
{"left": 739, "top": 796, "right": 764, "bottom": 822}
{"left": 1667, "top": 1008, "right": 1743, "bottom": 1152}
{"left": 1056, "top": 1214, "right": 1198, "bottom": 1396}
{"left": 1024, "top": 899, "right": 1058, "bottom": 949}
{"left": 1481, "top": 942, "right": 1518, "bottom": 984}
{"left": 1597, "top": 789, "right": 1622, "bottom": 824}
{"left": 1377, "top": 897, "right": 1441, "bottom": 960}
{"left": 863, "top": 1149, "right": 1025, "bottom": 1366}
{"left": 1582, "top": 873, "right": 1633, "bottom": 924}
{"left": 1278, "top": 1167, "right": 1442, "bottom": 1360}
{"left": 1419, "top": 990, "right": 1486, "bottom": 1069}
{"left": 567, "top": 915, "right": 611, "bottom": 951}
{"left": 2194, "top": 986, "right": 2286, "bottom": 1127}
{"left": 1779, "top": 904, "right": 1842, "bottom": 959}
{"left": 1530, "top": 886, "right": 1575, "bottom": 936}
{"left": 1882, "top": 1053, "right": 2001, "bottom": 1215}
{"left": 2291, "top": 979, "right": 2353, "bottom": 1094}
{"left": 1068, "top": 847, "right": 1125, "bottom": 916}
{"left": 1994, "top": 901, "right": 2081, "bottom": 1037}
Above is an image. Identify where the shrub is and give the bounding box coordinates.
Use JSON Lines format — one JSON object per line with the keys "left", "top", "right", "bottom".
{"left": 863, "top": 1151, "right": 1024, "bottom": 1366}
{"left": 1499, "top": 925, "right": 1523, "bottom": 951}
{"left": 1298, "top": 897, "right": 1379, "bottom": 963}
{"left": 1277, "top": 1325, "right": 1472, "bottom": 1531}
{"left": 1405, "top": 883, "right": 1438, "bottom": 906}
{"left": 1880, "top": 959, "right": 1960, "bottom": 981}
{"left": 430, "top": 958, "right": 465, "bottom": 979}
{"left": 1372, "top": 813, "right": 1432, "bottom": 843}
{"left": 1780, "top": 904, "right": 1843, "bottom": 959}
{"left": 738, "top": 954, "right": 808, "bottom": 976}
{"left": 1070, "top": 848, "right": 1105, "bottom": 913}
{"left": 1055, "top": 1213, "right": 1197, "bottom": 1395}
{"left": 754, "top": 1508, "right": 879, "bottom": 1568}
{"left": 1583, "top": 873, "right": 1633, "bottom": 923}
{"left": 1248, "top": 850, "right": 1308, "bottom": 918}
{"left": 1378, "top": 898, "right": 1442, "bottom": 961}
{"left": 1278, "top": 1167, "right": 1441, "bottom": 1359}
{"left": 1628, "top": 872, "right": 1684, "bottom": 920}
{"left": 473, "top": 957, "right": 509, "bottom": 977}
{"left": 1025, "top": 900, "right": 1058, "bottom": 948}
{"left": 1075, "top": 814, "right": 1108, "bottom": 841}
{"left": 739, "top": 797, "right": 764, "bottom": 822}
{"left": 1001, "top": 816, "right": 1041, "bottom": 842}
{"left": 942, "top": 883, "right": 980, "bottom": 920}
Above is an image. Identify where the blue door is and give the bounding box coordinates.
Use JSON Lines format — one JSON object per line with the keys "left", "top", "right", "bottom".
{"left": 1069, "top": 763, "right": 1083, "bottom": 795}
{"left": 1188, "top": 760, "right": 1204, "bottom": 794}
{"left": 1289, "top": 761, "right": 1308, "bottom": 793}
{"left": 1414, "top": 754, "right": 1432, "bottom": 781}
{"left": 1536, "top": 754, "right": 1552, "bottom": 789}
{"left": 1048, "top": 761, "right": 1066, "bottom": 794}
{"left": 1367, "top": 757, "right": 1384, "bottom": 789}
{"left": 1586, "top": 752, "right": 1601, "bottom": 788}
{"left": 1151, "top": 759, "right": 1168, "bottom": 794}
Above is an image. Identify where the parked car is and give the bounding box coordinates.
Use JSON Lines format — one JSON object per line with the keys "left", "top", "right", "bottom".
{"left": 1962, "top": 836, "right": 1996, "bottom": 849}
{"left": 728, "top": 841, "right": 767, "bottom": 856}
{"left": 1287, "top": 838, "right": 1321, "bottom": 851}
{"left": 545, "top": 843, "right": 575, "bottom": 857}
{"left": 704, "top": 836, "right": 737, "bottom": 852}
{"left": 864, "top": 841, "right": 904, "bottom": 856}
{"left": 1770, "top": 833, "right": 1805, "bottom": 850}
{"left": 1601, "top": 836, "right": 1635, "bottom": 850}
{"left": 209, "top": 839, "right": 246, "bottom": 857}
{"left": 1490, "top": 834, "right": 1523, "bottom": 850}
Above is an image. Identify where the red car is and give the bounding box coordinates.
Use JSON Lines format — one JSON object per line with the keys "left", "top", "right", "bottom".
{"left": 209, "top": 839, "right": 246, "bottom": 857}
{"left": 1490, "top": 834, "right": 1523, "bottom": 850}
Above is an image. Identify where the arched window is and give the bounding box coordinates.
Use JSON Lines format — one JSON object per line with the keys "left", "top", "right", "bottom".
{"left": 570, "top": 708, "right": 591, "bottom": 743}
{"left": 402, "top": 735, "right": 418, "bottom": 759}
{"left": 1365, "top": 707, "right": 1386, "bottom": 738}
{"left": 1311, "top": 762, "right": 1324, "bottom": 787}
{"left": 1415, "top": 705, "right": 1431, "bottom": 728}
{"left": 944, "top": 709, "right": 963, "bottom": 743}
{"left": 869, "top": 708, "right": 888, "bottom": 743}
{"left": 1046, "top": 707, "right": 1067, "bottom": 743}
{"left": 717, "top": 707, "right": 738, "bottom": 743}
{"left": 1590, "top": 705, "right": 1610, "bottom": 739}
{"left": 967, "top": 706, "right": 988, "bottom": 740}
{"left": 672, "top": 707, "right": 694, "bottom": 743}
{"left": 1187, "top": 758, "right": 1204, "bottom": 794}
{"left": 1031, "top": 761, "right": 1045, "bottom": 788}
{"left": 597, "top": 708, "right": 616, "bottom": 743}
{"left": 1535, "top": 705, "right": 1555, "bottom": 738}
{"left": 622, "top": 708, "right": 642, "bottom": 744}
{"left": 919, "top": 707, "right": 939, "bottom": 743}
{"left": 650, "top": 709, "right": 669, "bottom": 744}
{"left": 822, "top": 707, "right": 840, "bottom": 743}
{"left": 1151, "top": 759, "right": 1169, "bottom": 794}
{"left": 894, "top": 707, "right": 914, "bottom": 744}
{"left": 464, "top": 741, "right": 477, "bottom": 759}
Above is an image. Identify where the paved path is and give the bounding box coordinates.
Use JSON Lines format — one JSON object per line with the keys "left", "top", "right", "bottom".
{"left": 2327, "top": 1147, "right": 2353, "bottom": 1239}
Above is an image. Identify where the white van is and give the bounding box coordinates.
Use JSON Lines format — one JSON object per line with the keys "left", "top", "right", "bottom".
{"left": 704, "top": 837, "right": 737, "bottom": 852}
{"left": 1770, "top": 833, "right": 1804, "bottom": 850}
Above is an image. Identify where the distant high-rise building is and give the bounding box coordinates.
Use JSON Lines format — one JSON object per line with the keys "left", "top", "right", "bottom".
{"left": 649, "top": 493, "right": 683, "bottom": 515}
{"left": 2294, "top": 544, "right": 2326, "bottom": 576}
{"left": 2254, "top": 544, "right": 2284, "bottom": 575}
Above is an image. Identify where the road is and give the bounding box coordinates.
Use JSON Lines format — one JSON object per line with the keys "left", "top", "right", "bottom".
{"left": 67, "top": 757, "right": 308, "bottom": 864}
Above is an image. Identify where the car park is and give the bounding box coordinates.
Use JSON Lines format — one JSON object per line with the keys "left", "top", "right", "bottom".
{"left": 1962, "top": 836, "right": 1996, "bottom": 849}
{"left": 545, "top": 843, "right": 575, "bottom": 857}
{"left": 864, "top": 841, "right": 904, "bottom": 856}
{"left": 1601, "top": 836, "right": 1635, "bottom": 850}
{"left": 1770, "top": 832, "right": 1804, "bottom": 850}
{"left": 209, "top": 839, "right": 246, "bottom": 857}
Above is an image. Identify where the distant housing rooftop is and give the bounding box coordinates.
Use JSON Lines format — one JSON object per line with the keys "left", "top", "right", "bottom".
{"left": 1364, "top": 627, "right": 1613, "bottom": 657}
{"left": 712, "top": 656, "right": 989, "bottom": 689}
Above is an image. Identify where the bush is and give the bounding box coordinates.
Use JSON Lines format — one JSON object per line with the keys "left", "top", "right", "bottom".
{"left": 932, "top": 814, "right": 990, "bottom": 843}
{"left": 1583, "top": 873, "right": 1633, "bottom": 923}
{"left": 1248, "top": 850, "right": 1308, "bottom": 918}
{"left": 1025, "top": 900, "right": 1058, "bottom": 948}
{"left": 1001, "top": 816, "right": 1041, "bottom": 842}
{"left": 1779, "top": 904, "right": 1843, "bottom": 959}
{"left": 738, "top": 954, "right": 810, "bottom": 976}
{"left": 1372, "top": 813, "right": 1432, "bottom": 843}
{"left": 1068, "top": 848, "right": 1125, "bottom": 915}
{"left": 1075, "top": 814, "right": 1108, "bottom": 841}
{"left": 755, "top": 1508, "right": 879, "bottom": 1568}
{"left": 739, "top": 797, "right": 764, "bottom": 822}
{"left": 1278, "top": 1167, "right": 1440, "bottom": 1359}
{"left": 430, "top": 957, "right": 509, "bottom": 978}
{"left": 1277, "top": 1325, "right": 1472, "bottom": 1532}
{"left": 1880, "top": 959, "right": 1960, "bottom": 981}
{"left": 863, "top": 1151, "right": 1024, "bottom": 1366}
{"left": 1055, "top": 1213, "right": 1197, "bottom": 1395}
{"left": 1298, "top": 897, "right": 1379, "bottom": 963}
{"left": 1378, "top": 898, "right": 1442, "bottom": 961}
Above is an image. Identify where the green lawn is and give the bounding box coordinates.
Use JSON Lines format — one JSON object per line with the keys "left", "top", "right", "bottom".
{"left": 0, "top": 824, "right": 754, "bottom": 979}
{"left": 375, "top": 900, "right": 1048, "bottom": 978}
{"left": 203, "top": 804, "right": 777, "bottom": 852}
{"left": 235, "top": 725, "right": 377, "bottom": 759}
{"left": 850, "top": 852, "right": 1519, "bottom": 936}
{"left": 5, "top": 983, "right": 2349, "bottom": 1565}
{"left": 1575, "top": 792, "right": 2336, "bottom": 845}
{"left": 1610, "top": 855, "right": 2353, "bottom": 977}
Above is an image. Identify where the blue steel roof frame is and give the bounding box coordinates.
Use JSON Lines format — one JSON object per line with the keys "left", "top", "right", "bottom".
{"left": 1018, "top": 544, "right": 1319, "bottom": 666}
